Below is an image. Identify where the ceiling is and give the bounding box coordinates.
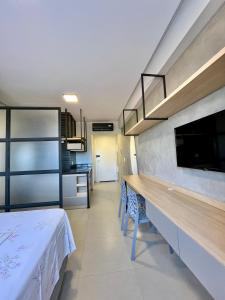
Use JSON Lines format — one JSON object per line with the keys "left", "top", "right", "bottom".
{"left": 0, "top": 0, "right": 181, "bottom": 121}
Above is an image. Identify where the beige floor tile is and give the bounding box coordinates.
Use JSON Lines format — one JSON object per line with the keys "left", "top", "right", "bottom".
{"left": 86, "top": 219, "right": 121, "bottom": 239}
{"left": 135, "top": 264, "right": 213, "bottom": 300}
{"left": 80, "top": 236, "right": 133, "bottom": 276}
{"left": 66, "top": 208, "right": 89, "bottom": 221}
{"left": 76, "top": 270, "right": 143, "bottom": 300}
{"left": 70, "top": 222, "right": 88, "bottom": 242}
{"left": 88, "top": 207, "right": 117, "bottom": 219}
{"left": 60, "top": 182, "right": 213, "bottom": 300}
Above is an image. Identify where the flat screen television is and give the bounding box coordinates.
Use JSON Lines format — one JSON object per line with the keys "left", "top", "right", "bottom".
{"left": 175, "top": 109, "right": 225, "bottom": 173}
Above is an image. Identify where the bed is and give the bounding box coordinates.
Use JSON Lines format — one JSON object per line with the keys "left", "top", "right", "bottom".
{"left": 0, "top": 208, "right": 76, "bottom": 300}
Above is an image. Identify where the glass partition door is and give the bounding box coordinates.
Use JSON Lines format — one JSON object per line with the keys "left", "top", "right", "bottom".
{"left": 0, "top": 107, "right": 62, "bottom": 211}
{"left": 0, "top": 109, "right": 6, "bottom": 207}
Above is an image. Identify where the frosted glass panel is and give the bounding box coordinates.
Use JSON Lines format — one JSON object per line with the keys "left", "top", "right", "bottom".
{"left": 0, "top": 177, "right": 5, "bottom": 205}
{"left": 11, "top": 110, "right": 58, "bottom": 138}
{"left": 0, "top": 110, "right": 6, "bottom": 138}
{"left": 10, "top": 141, "right": 59, "bottom": 171}
{"left": 0, "top": 143, "right": 5, "bottom": 172}
{"left": 10, "top": 174, "right": 59, "bottom": 204}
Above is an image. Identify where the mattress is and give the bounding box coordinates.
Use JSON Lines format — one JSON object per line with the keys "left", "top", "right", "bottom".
{"left": 0, "top": 208, "right": 76, "bottom": 300}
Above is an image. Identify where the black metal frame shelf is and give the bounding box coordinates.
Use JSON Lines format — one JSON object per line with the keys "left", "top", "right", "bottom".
{"left": 122, "top": 73, "right": 168, "bottom": 136}
{"left": 122, "top": 109, "right": 139, "bottom": 136}
{"left": 141, "top": 73, "right": 168, "bottom": 121}
{"left": 64, "top": 108, "right": 87, "bottom": 152}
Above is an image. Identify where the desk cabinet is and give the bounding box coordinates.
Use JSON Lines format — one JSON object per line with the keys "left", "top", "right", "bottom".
{"left": 178, "top": 229, "right": 225, "bottom": 300}
{"left": 125, "top": 174, "right": 225, "bottom": 300}
{"left": 146, "top": 202, "right": 179, "bottom": 254}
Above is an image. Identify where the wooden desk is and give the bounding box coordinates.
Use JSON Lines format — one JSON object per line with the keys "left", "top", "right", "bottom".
{"left": 124, "top": 174, "right": 225, "bottom": 299}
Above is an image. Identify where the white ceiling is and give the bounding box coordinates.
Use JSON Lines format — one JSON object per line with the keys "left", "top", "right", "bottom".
{"left": 0, "top": 0, "right": 181, "bottom": 121}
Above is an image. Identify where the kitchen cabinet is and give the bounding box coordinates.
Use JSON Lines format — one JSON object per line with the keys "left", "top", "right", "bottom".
{"left": 63, "top": 171, "right": 91, "bottom": 208}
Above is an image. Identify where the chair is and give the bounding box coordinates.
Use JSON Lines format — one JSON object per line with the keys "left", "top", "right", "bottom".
{"left": 118, "top": 180, "right": 128, "bottom": 231}
{"left": 123, "top": 185, "right": 149, "bottom": 261}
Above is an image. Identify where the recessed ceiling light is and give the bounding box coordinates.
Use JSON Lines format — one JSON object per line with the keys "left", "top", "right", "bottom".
{"left": 63, "top": 94, "right": 78, "bottom": 103}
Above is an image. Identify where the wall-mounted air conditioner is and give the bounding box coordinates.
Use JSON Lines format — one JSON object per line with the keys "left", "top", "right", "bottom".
{"left": 92, "top": 123, "right": 114, "bottom": 131}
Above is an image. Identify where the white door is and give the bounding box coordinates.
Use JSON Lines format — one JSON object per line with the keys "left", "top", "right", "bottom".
{"left": 130, "top": 136, "right": 138, "bottom": 175}
{"left": 94, "top": 135, "right": 118, "bottom": 182}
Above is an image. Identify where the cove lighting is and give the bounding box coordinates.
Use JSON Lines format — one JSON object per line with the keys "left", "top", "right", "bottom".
{"left": 63, "top": 94, "right": 78, "bottom": 103}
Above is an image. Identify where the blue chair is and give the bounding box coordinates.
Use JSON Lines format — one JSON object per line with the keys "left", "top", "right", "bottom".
{"left": 123, "top": 185, "right": 149, "bottom": 261}
{"left": 169, "top": 245, "right": 174, "bottom": 254}
{"left": 118, "top": 180, "right": 128, "bottom": 231}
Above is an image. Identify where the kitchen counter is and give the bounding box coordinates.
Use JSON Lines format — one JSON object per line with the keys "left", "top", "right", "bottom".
{"left": 62, "top": 167, "right": 91, "bottom": 174}
{"left": 62, "top": 165, "right": 92, "bottom": 208}
{"left": 62, "top": 163, "right": 92, "bottom": 175}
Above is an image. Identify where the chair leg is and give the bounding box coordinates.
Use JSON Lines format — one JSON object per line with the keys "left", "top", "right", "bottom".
{"left": 152, "top": 224, "right": 158, "bottom": 234}
{"left": 131, "top": 218, "right": 139, "bottom": 261}
{"left": 123, "top": 213, "right": 129, "bottom": 236}
{"left": 169, "top": 245, "right": 174, "bottom": 254}
{"left": 118, "top": 198, "right": 122, "bottom": 218}
{"left": 121, "top": 202, "right": 127, "bottom": 231}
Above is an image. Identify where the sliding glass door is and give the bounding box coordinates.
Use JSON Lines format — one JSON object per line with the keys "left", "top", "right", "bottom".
{"left": 0, "top": 109, "right": 6, "bottom": 207}
{"left": 0, "top": 107, "right": 62, "bottom": 211}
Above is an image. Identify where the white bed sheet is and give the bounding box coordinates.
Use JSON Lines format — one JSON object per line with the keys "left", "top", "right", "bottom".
{"left": 0, "top": 208, "right": 76, "bottom": 300}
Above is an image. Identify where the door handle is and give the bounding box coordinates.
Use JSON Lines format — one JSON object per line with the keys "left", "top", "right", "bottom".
{"left": 96, "top": 155, "right": 101, "bottom": 158}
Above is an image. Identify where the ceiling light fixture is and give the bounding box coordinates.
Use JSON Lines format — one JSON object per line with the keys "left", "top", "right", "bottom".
{"left": 63, "top": 94, "right": 78, "bottom": 103}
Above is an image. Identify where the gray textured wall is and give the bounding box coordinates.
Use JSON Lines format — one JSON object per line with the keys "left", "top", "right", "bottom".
{"left": 135, "top": 5, "right": 225, "bottom": 202}
{"left": 137, "top": 89, "right": 225, "bottom": 201}
{"left": 118, "top": 134, "right": 132, "bottom": 181}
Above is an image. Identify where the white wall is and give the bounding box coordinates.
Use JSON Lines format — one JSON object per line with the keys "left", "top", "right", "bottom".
{"left": 76, "top": 121, "right": 120, "bottom": 165}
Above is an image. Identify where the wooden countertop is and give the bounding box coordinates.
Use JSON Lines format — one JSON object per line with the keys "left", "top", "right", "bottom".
{"left": 124, "top": 174, "right": 225, "bottom": 266}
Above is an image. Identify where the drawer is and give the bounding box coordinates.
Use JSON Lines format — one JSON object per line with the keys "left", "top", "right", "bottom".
{"left": 179, "top": 229, "right": 225, "bottom": 300}
{"left": 146, "top": 201, "right": 179, "bottom": 254}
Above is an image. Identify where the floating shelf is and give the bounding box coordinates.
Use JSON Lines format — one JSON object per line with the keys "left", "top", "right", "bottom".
{"left": 126, "top": 47, "right": 225, "bottom": 135}
{"left": 76, "top": 183, "right": 87, "bottom": 187}
{"left": 62, "top": 108, "right": 87, "bottom": 152}
{"left": 67, "top": 137, "right": 85, "bottom": 141}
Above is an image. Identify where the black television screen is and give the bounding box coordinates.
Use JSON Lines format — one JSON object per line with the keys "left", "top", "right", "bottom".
{"left": 175, "top": 110, "right": 225, "bottom": 173}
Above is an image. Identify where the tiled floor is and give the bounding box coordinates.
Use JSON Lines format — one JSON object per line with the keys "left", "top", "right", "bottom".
{"left": 60, "top": 182, "right": 213, "bottom": 300}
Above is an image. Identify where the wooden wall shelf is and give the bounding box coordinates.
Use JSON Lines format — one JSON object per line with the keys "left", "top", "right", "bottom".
{"left": 126, "top": 47, "right": 225, "bottom": 136}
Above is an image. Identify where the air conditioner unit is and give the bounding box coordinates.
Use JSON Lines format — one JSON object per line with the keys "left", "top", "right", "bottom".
{"left": 92, "top": 123, "right": 114, "bottom": 131}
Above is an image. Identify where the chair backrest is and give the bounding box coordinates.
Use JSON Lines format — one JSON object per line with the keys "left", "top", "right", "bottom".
{"left": 120, "top": 180, "right": 128, "bottom": 204}
{"left": 127, "top": 185, "right": 139, "bottom": 220}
